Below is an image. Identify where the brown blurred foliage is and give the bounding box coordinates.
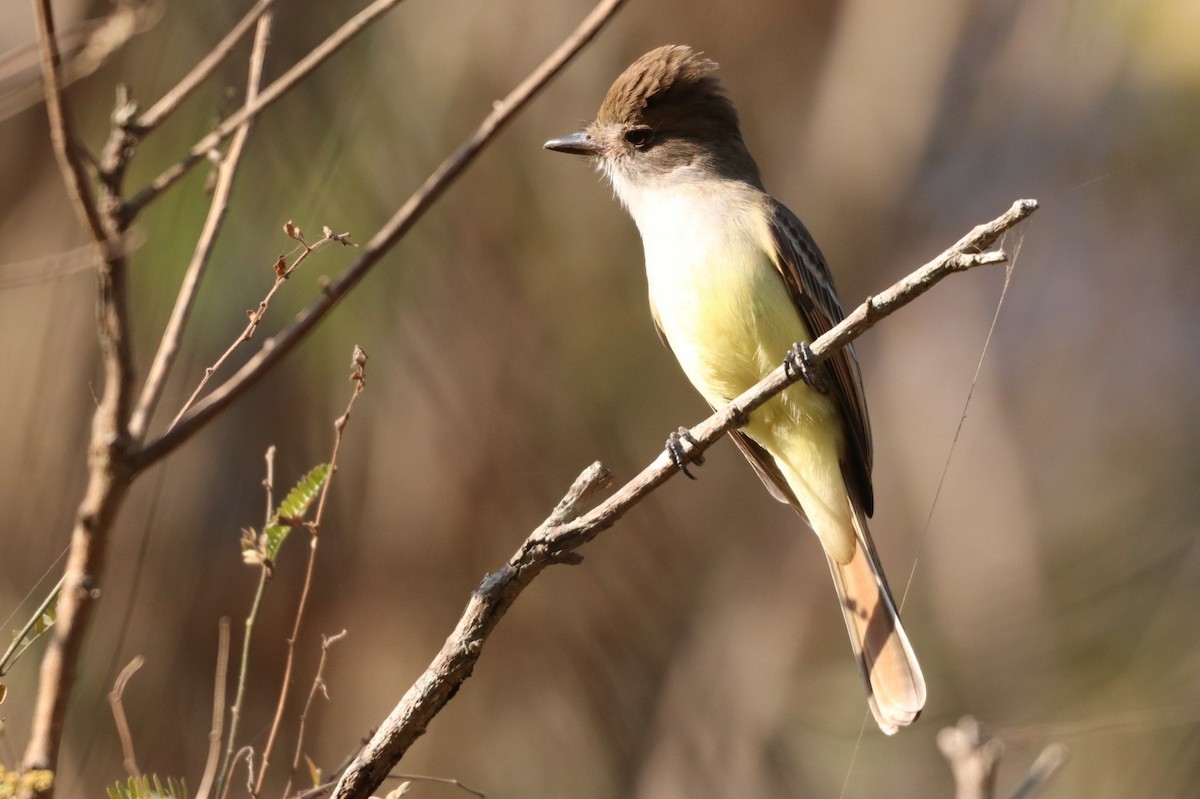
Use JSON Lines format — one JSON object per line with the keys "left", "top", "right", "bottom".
{"left": 1, "top": 0, "right": 1199, "bottom": 796}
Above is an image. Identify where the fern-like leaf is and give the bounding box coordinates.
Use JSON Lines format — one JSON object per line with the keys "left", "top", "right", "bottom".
{"left": 278, "top": 463, "right": 330, "bottom": 521}
{"left": 261, "top": 463, "right": 330, "bottom": 562}
{"left": 105, "top": 774, "right": 188, "bottom": 799}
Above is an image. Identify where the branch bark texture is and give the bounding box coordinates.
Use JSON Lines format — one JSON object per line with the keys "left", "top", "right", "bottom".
{"left": 25, "top": 0, "right": 137, "bottom": 784}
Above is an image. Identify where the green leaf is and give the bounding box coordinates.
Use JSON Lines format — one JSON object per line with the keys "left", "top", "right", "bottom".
{"left": 105, "top": 774, "right": 188, "bottom": 799}
{"left": 260, "top": 522, "right": 291, "bottom": 563}
{"left": 278, "top": 463, "right": 330, "bottom": 521}
{"left": 262, "top": 463, "right": 330, "bottom": 562}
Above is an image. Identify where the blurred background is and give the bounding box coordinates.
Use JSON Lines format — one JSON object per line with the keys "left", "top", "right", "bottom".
{"left": 1, "top": 0, "right": 1198, "bottom": 796}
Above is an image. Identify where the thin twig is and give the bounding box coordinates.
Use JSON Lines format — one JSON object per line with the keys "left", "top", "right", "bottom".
{"left": 134, "top": 0, "right": 276, "bottom": 134}
{"left": 215, "top": 446, "right": 278, "bottom": 799}
{"left": 130, "top": 11, "right": 275, "bottom": 442}
{"left": 223, "top": 571, "right": 269, "bottom": 794}
{"left": 1007, "top": 744, "right": 1069, "bottom": 799}
{"left": 265, "top": 444, "right": 278, "bottom": 524}
{"left": 195, "top": 618, "right": 232, "bottom": 799}
{"left": 132, "top": 0, "right": 633, "bottom": 473}
{"left": 284, "top": 630, "right": 349, "bottom": 799}
{"left": 125, "top": 0, "right": 411, "bottom": 218}
{"left": 31, "top": 0, "right": 109, "bottom": 246}
{"left": 220, "top": 747, "right": 256, "bottom": 799}
{"left": 257, "top": 347, "right": 368, "bottom": 794}
{"left": 0, "top": 576, "right": 62, "bottom": 677}
{"left": 388, "top": 773, "right": 486, "bottom": 798}
{"left": 107, "top": 656, "right": 145, "bottom": 779}
{"left": 165, "top": 226, "right": 346, "bottom": 432}
{"left": 330, "top": 199, "right": 1038, "bottom": 798}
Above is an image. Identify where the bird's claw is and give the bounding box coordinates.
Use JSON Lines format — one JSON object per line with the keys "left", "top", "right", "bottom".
{"left": 666, "top": 427, "right": 705, "bottom": 479}
{"left": 784, "top": 341, "right": 829, "bottom": 393}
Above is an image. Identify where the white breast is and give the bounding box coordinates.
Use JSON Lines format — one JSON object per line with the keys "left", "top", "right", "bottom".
{"left": 615, "top": 178, "right": 808, "bottom": 408}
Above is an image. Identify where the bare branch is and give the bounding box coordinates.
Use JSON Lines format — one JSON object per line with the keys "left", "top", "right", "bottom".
{"left": 23, "top": 0, "right": 139, "bottom": 789}
{"left": 330, "top": 199, "right": 1038, "bottom": 799}
{"left": 215, "top": 447, "right": 278, "bottom": 798}
{"left": 125, "top": 0, "right": 412, "bottom": 218}
{"left": 195, "top": 618, "right": 232, "bottom": 799}
{"left": 284, "top": 630, "right": 349, "bottom": 799}
{"left": 265, "top": 444, "right": 278, "bottom": 525}
{"left": 32, "top": 0, "right": 110, "bottom": 246}
{"left": 219, "top": 747, "right": 256, "bottom": 799}
{"left": 108, "top": 656, "right": 146, "bottom": 779}
{"left": 256, "top": 348, "right": 368, "bottom": 793}
{"left": 0, "top": 576, "right": 63, "bottom": 678}
{"left": 386, "top": 774, "right": 485, "bottom": 798}
{"left": 164, "top": 226, "right": 342, "bottom": 433}
{"left": 130, "top": 11, "right": 275, "bottom": 442}
{"left": 131, "top": 0, "right": 633, "bottom": 473}
{"left": 134, "top": 0, "right": 276, "bottom": 134}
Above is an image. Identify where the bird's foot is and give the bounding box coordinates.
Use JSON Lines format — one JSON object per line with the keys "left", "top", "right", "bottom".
{"left": 666, "top": 427, "right": 705, "bottom": 479}
{"left": 784, "top": 341, "right": 829, "bottom": 393}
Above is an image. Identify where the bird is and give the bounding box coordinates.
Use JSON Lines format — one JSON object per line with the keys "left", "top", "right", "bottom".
{"left": 544, "top": 44, "right": 925, "bottom": 734}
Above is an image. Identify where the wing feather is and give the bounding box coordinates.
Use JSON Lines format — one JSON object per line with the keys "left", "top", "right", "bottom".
{"left": 763, "top": 198, "right": 874, "bottom": 515}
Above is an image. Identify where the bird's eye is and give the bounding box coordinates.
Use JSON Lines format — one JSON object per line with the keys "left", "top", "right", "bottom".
{"left": 624, "top": 127, "right": 654, "bottom": 149}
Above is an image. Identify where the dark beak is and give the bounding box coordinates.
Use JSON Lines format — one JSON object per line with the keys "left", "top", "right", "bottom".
{"left": 544, "top": 130, "right": 604, "bottom": 156}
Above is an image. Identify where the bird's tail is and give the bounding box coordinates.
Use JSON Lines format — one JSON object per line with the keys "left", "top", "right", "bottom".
{"left": 827, "top": 504, "right": 926, "bottom": 734}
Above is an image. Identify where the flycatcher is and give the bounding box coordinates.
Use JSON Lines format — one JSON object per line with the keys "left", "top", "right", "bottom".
{"left": 545, "top": 45, "right": 925, "bottom": 733}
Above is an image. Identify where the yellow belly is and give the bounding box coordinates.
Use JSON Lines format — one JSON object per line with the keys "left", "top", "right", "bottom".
{"left": 644, "top": 216, "right": 856, "bottom": 561}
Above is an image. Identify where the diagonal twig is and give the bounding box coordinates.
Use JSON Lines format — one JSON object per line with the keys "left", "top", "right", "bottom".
{"left": 32, "top": 0, "right": 111, "bottom": 249}
{"left": 108, "top": 656, "right": 146, "bottom": 779}
{"left": 124, "top": 0, "right": 412, "bottom": 219}
{"left": 284, "top": 630, "right": 349, "bottom": 799}
{"left": 194, "top": 618, "right": 232, "bottom": 799}
{"left": 134, "top": 0, "right": 276, "bottom": 135}
{"left": 163, "top": 225, "right": 350, "bottom": 434}
{"left": 130, "top": 10, "right": 275, "bottom": 442}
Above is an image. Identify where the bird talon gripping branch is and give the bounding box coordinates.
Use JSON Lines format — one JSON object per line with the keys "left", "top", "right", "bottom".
{"left": 784, "top": 341, "right": 829, "bottom": 393}
{"left": 665, "top": 426, "right": 705, "bottom": 479}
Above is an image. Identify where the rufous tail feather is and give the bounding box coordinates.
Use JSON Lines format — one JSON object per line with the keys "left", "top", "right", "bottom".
{"left": 827, "top": 504, "right": 926, "bottom": 734}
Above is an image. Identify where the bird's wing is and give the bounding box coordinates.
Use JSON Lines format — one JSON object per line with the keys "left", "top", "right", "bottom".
{"left": 764, "top": 197, "right": 874, "bottom": 515}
